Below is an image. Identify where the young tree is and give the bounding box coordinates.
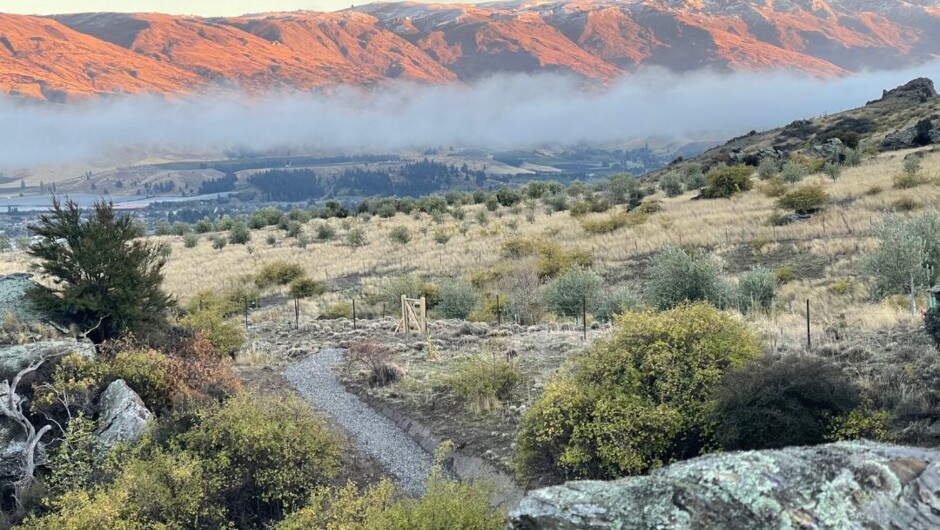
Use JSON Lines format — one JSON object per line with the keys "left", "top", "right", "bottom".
{"left": 27, "top": 199, "right": 173, "bottom": 342}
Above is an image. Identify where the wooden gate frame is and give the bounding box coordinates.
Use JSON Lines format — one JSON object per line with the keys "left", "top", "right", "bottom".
{"left": 395, "top": 295, "right": 427, "bottom": 335}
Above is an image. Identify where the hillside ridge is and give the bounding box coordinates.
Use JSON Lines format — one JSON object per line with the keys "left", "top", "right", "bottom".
{"left": 0, "top": 0, "right": 936, "bottom": 100}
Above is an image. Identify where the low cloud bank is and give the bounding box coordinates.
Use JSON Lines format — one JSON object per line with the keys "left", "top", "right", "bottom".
{"left": 4, "top": 64, "right": 940, "bottom": 168}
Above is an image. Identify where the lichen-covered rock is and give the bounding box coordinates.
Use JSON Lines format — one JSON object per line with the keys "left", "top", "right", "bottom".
{"left": 877, "top": 77, "right": 938, "bottom": 104}
{"left": 882, "top": 121, "right": 940, "bottom": 150}
{"left": 0, "top": 341, "right": 96, "bottom": 381}
{"left": 508, "top": 442, "right": 940, "bottom": 530}
{"left": 0, "top": 273, "right": 37, "bottom": 324}
{"left": 94, "top": 379, "right": 152, "bottom": 449}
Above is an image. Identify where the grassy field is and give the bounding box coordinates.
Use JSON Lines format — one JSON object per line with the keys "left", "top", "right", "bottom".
{"left": 2, "top": 146, "right": 939, "bottom": 353}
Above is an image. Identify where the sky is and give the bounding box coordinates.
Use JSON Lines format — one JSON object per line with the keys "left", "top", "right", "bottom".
{"left": 1, "top": 0, "right": 457, "bottom": 16}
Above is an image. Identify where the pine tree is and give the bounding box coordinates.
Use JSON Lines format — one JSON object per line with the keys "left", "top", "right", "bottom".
{"left": 26, "top": 198, "right": 174, "bottom": 342}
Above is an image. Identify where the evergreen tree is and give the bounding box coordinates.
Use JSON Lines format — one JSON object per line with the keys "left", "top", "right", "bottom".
{"left": 26, "top": 198, "right": 173, "bottom": 342}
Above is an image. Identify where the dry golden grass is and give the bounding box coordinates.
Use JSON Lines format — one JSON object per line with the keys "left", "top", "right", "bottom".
{"left": 2, "top": 147, "right": 938, "bottom": 350}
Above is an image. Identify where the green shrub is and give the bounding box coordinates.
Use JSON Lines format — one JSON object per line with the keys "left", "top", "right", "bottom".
{"left": 389, "top": 226, "right": 412, "bottom": 245}
{"left": 596, "top": 286, "right": 641, "bottom": 323}
{"left": 179, "top": 306, "right": 245, "bottom": 357}
{"left": 256, "top": 261, "right": 305, "bottom": 287}
{"left": 23, "top": 449, "right": 228, "bottom": 530}
{"left": 433, "top": 229, "right": 450, "bottom": 245}
{"left": 735, "top": 266, "right": 777, "bottom": 312}
{"left": 645, "top": 247, "right": 729, "bottom": 310}
{"left": 925, "top": 307, "right": 940, "bottom": 350}
{"left": 892, "top": 196, "right": 923, "bottom": 212}
{"left": 194, "top": 217, "right": 214, "bottom": 234}
{"left": 780, "top": 161, "right": 808, "bottom": 183}
{"left": 449, "top": 356, "right": 522, "bottom": 414}
{"left": 277, "top": 463, "right": 502, "bottom": 530}
{"left": 776, "top": 183, "right": 829, "bottom": 214}
{"left": 347, "top": 227, "right": 367, "bottom": 247}
{"left": 711, "top": 355, "right": 862, "bottom": 451}
{"left": 659, "top": 173, "right": 683, "bottom": 197}
{"left": 108, "top": 349, "right": 178, "bottom": 412}
{"left": 823, "top": 162, "right": 842, "bottom": 181}
{"left": 320, "top": 301, "right": 353, "bottom": 320}
{"left": 211, "top": 235, "right": 227, "bottom": 250}
{"left": 775, "top": 265, "right": 797, "bottom": 284}
{"left": 701, "top": 165, "right": 753, "bottom": 198}
{"left": 681, "top": 163, "right": 705, "bottom": 190}
{"left": 437, "top": 279, "right": 481, "bottom": 319}
{"left": 228, "top": 221, "right": 251, "bottom": 245}
{"left": 315, "top": 223, "right": 336, "bottom": 241}
{"left": 541, "top": 266, "right": 602, "bottom": 319}
{"left": 844, "top": 148, "right": 862, "bottom": 167}
{"left": 867, "top": 211, "right": 940, "bottom": 298}
{"left": 285, "top": 221, "right": 303, "bottom": 239}
{"left": 757, "top": 157, "right": 779, "bottom": 180}
{"left": 516, "top": 303, "right": 760, "bottom": 484}
{"left": 289, "top": 278, "right": 326, "bottom": 299}
{"left": 154, "top": 220, "right": 172, "bottom": 236}
{"left": 172, "top": 222, "right": 192, "bottom": 236}
{"left": 865, "top": 185, "right": 883, "bottom": 196}
{"left": 893, "top": 169, "right": 930, "bottom": 189}
{"left": 183, "top": 233, "right": 199, "bottom": 248}
{"left": 184, "top": 393, "right": 343, "bottom": 527}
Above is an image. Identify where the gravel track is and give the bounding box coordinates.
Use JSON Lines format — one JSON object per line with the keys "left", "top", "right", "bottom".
{"left": 283, "top": 348, "right": 433, "bottom": 494}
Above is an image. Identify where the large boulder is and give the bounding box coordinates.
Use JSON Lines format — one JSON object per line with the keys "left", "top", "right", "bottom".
{"left": 508, "top": 442, "right": 940, "bottom": 529}
{"left": 882, "top": 120, "right": 940, "bottom": 151}
{"left": 0, "top": 273, "right": 37, "bottom": 324}
{"left": 0, "top": 341, "right": 96, "bottom": 381}
{"left": 94, "top": 379, "right": 152, "bottom": 450}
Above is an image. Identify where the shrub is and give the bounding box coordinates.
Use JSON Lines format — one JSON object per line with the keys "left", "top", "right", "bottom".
{"left": 315, "top": 223, "right": 336, "bottom": 241}
{"left": 289, "top": 278, "right": 325, "bottom": 299}
{"left": 437, "top": 279, "right": 481, "bottom": 319}
{"left": 179, "top": 306, "right": 245, "bottom": 357}
{"left": 775, "top": 265, "right": 797, "bottom": 284}
{"left": 757, "top": 157, "right": 779, "bottom": 180}
{"left": 596, "top": 286, "right": 641, "bottom": 323}
{"left": 844, "top": 148, "right": 862, "bottom": 167}
{"left": 645, "top": 247, "right": 729, "bottom": 310}
{"left": 516, "top": 304, "right": 760, "bottom": 483}
{"left": 107, "top": 349, "right": 179, "bottom": 412}
{"left": 433, "top": 229, "right": 450, "bottom": 245}
{"left": 865, "top": 185, "right": 883, "bottom": 196}
{"left": 701, "top": 165, "right": 753, "bottom": 198}
{"left": 154, "top": 220, "right": 172, "bottom": 236}
{"left": 892, "top": 196, "right": 923, "bottom": 212}
{"left": 449, "top": 355, "right": 522, "bottom": 414}
{"left": 659, "top": 173, "right": 683, "bottom": 197}
{"left": 256, "top": 261, "right": 305, "bottom": 287}
{"left": 350, "top": 339, "right": 401, "bottom": 387}
{"left": 346, "top": 227, "right": 367, "bottom": 247}
{"left": 277, "top": 465, "right": 502, "bottom": 530}
{"left": 211, "top": 235, "right": 227, "bottom": 250}
{"left": 828, "top": 400, "right": 892, "bottom": 442}
{"left": 711, "top": 355, "right": 861, "bottom": 451}
{"left": 389, "top": 226, "right": 412, "bottom": 245}
{"left": 925, "top": 307, "right": 940, "bottom": 350}
{"left": 183, "top": 233, "right": 199, "bottom": 248}
{"left": 823, "top": 162, "right": 842, "bottom": 181}
{"left": 320, "top": 301, "right": 353, "bottom": 320}
{"left": 228, "top": 221, "right": 251, "bottom": 244}
{"left": 780, "top": 161, "right": 808, "bottom": 183}
{"left": 893, "top": 159, "right": 930, "bottom": 189}
{"left": 735, "top": 266, "right": 777, "bottom": 312}
{"left": 681, "top": 163, "right": 705, "bottom": 190}
{"left": 502, "top": 265, "right": 544, "bottom": 325}
{"left": 541, "top": 266, "right": 602, "bottom": 319}
{"left": 285, "top": 221, "right": 303, "bottom": 239}
{"left": 183, "top": 393, "right": 343, "bottom": 527}
{"left": 866, "top": 212, "right": 940, "bottom": 298}
{"left": 776, "top": 183, "right": 829, "bottom": 214}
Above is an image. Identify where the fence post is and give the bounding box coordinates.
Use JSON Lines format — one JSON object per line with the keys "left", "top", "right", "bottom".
{"left": 582, "top": 296, "right": 587, "bottom": 341}
{"left": 244, "top": 298, "right": 249, "bottom": 331}
{"left": 806, "top": 299, "right": 811, "bottom": 350}
{"left": 294, "top": 298, "right": 299, "bottom": 329}
{"left": 382, "top": 302, "right": 386, "bottom": 319}
{"left": 496, "top": 294, "right": 502, "bottom": 327}
{"left": 353, "top": 299, "right": 358, "bottom": 330}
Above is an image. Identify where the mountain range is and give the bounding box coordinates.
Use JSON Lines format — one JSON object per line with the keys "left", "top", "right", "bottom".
{"left": 0, "top": 0, "right": 938, "bottom": 100}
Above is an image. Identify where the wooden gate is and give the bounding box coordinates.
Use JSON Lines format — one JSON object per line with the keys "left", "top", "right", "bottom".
{"left": 395, "top": 295, "right": 427, "bottom": 335}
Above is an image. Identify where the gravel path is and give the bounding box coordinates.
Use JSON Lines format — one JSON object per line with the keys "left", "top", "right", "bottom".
{"left": 283, "top": 348, "right": 433, "bottom": 494}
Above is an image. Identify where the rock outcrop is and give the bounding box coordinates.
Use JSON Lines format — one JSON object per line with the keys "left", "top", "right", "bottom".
{"left": 94, "top": 379, "right": 152, "bottom": 449}
{"left": 882, "top": 119, "right": 940, "bottom": 151}
{"left": 0, "top": 341, "right": 96, "bottom": 381}
{"left": 508, "top": 442, "right": 940, "bottom": 530}
{"left": 877, "top": 78, "right": 938, "bottom": 105}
